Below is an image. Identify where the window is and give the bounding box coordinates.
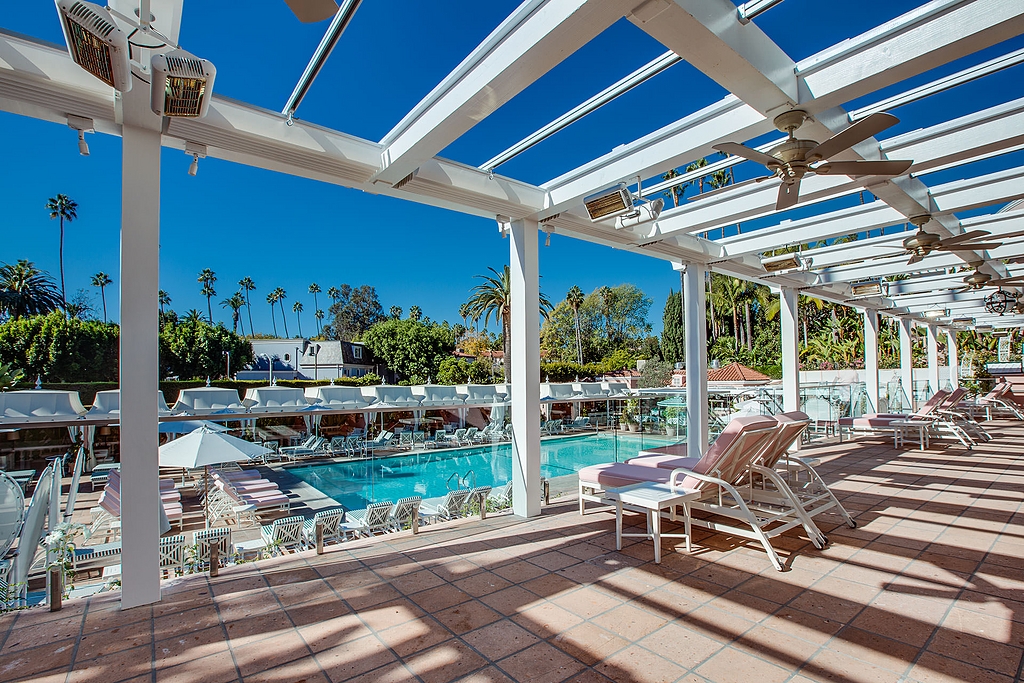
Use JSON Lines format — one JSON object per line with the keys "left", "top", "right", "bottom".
{"left": 352, "top": 345, "right": 363, "bottom": 360}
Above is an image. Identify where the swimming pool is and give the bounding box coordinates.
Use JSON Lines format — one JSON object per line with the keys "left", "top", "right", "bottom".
{"left": 287, "top": 432, "right": 675, "bottom": 511}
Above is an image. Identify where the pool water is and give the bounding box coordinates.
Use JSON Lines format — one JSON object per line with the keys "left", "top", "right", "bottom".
{"left": 287, "top": 432, "right": 676, "bottom": 511}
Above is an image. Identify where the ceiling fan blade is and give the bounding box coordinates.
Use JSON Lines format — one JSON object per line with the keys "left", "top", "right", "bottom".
{"left": 989, "top": 276, "right": 1024, "bottom": 285}
{"left": 686, "top": 175, "right": 774, "bottom": 201}
{"left": 938, "top": 229, "right": 992, "bottom": 246}
{"left": 713, "top": 142, "right": 781, "bottom": 167}
{"left": 776, "top": 178, "right": 801, "bottom": 211}
{"left": 804, "top": 112, "right": 901, "bottom": 162}
{"left": 814, "top": 160, "right": 913, "bottom": 177}
{"left": 943, "top": 242, "right": 1003, "bottom": 251}
{"left": 284, "top": 0, "right": 338, "bottom": 22}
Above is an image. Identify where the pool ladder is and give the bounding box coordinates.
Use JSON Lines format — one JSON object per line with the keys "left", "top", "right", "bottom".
{"left": 446, "top": 469, "right": 476, "bottom": 491}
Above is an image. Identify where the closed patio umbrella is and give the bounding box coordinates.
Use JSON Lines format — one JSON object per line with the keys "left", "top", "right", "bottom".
{"left": 158, "top": 426, "right": 271, "bottom": 527}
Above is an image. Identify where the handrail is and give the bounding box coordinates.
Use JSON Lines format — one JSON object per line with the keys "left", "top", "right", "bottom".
{"left": 464, "top": 470, "right": 476, "bottom": 490}
{"left": 446, "top": 472, "right": 460, "bottom": 491}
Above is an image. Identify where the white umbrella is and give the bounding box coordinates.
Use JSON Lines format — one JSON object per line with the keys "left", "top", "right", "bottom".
{"left": 158, "top": 426, "right": 271, "bottom": 527}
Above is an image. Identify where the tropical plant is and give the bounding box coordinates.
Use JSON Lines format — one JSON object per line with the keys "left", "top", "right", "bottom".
{"left": 565, "top": 285, "right": 585, "bottom": 365}
{"left": 197, "top": 269, "right": 217, "bottom": 322}
{"left": 273, "top": 288, "right": 289, "bottom": 336}
{"left": 661, "top": 289, "right": 684, "bottom": 364}
{"left": 314, "top": 308, "right": 325, "bottom": 335}
{"left": 0, "top": 311, "right": 119, "bottom": 381}
{"left": 221, "top": 292, "right": 246, "bottom": 334}
{"left": 292, "top": 300, "right": 304, "bottom": 337}
{"left": 308, "top": 283, "right": 321, "bottom": 334}
{"left": 159, "top": 290, "right": 171, "bottom": 317}
{"left": 46, "top": 193, "right": 77, "bottom": 311}
{"left": 0, "top": 361, "right": 25, "bottom": 390}
{"left": 90, "top": 272, "right": 112, "bottom": 322}
{"left": 390, "top": 305, "right": 403, "bottom": 319}
{"left": 408, "top": 305, "right": 422, "bottom": 321}
{"left": 159, "top": 316, "right": 253, "bottom": 380}
{"left": 465, "top": 265, "right": 552, "bottom": 381}
{"left": 266, "top": 291, "right": 279, "bottom": 336}
{"left": 238, "top": 277, "right": 256, "bottom": 337}
{"left": 0, "top": 260, "right": 63, "bottom": 320}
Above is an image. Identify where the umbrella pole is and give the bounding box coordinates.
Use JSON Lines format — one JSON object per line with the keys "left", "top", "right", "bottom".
{"left": 204, "top": 465, "right": 210, "bottom": 529}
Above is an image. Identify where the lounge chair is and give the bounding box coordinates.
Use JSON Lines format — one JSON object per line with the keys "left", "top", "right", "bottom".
{"left": 258, "top": 516, "right": 304, "bottom": 555}
{"left": 193, "top": 527, "right": 232, "bottom": 568}
{"left": 388, "top": 496, "right": 422, "bottom": 532}
{"left": 73, "top": 541, "right": 122, "bottom": 574}
{"left": 486, "top": 482, "right": 512, "bottom": 510}
{"left": 580, "top": 415, "right": 806, "bottom": 571}
{"left": 302, "top": 508, "right": 346, "bottom": 547}
{"left": 365, "top": 431, "right": 396, "bottom": 454}
{"left": 424, "top": 431, "right": 451, "bottom": 449}
{"left": 461, "top": 427, "right": 479, "bottom": 445}
{"left": 398, "top": 431, "right": 416, "bottom": 449}
{"left": 280, "top": 436, "right": 328, "bottom": 460}
{"left": 159, "top": 534, "right": 186, "bottom": 577}
{"left": 421, "top": 488, "right": 471, "bottom": 523}
{"left": 465, "top": 486, "right": 492, "bottom": 516}
{"left": 839, "top": 389, "right": 978, "bottom": 448}
{"left": 342, "top": 501, "right": 394, "bottom": 537}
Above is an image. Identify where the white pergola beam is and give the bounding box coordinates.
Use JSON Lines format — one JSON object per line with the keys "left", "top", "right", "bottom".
{"left": 374, "top": 0, "right": 623, "bottom": 186}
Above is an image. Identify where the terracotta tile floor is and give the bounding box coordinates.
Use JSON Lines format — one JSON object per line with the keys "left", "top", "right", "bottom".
{"left": 3, "top": 421, "right": 1024, "bottom": 682}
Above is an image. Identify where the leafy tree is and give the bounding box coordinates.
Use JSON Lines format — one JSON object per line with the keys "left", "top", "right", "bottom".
{"left": 408, "top": 305, "right": 422, "bottom": 321}
{"left": 436, "top": 356, "right": 468, "bottom": 385}
{"left": 0, "top": 361, "right": 24, "bottom": 390}
{"left": 0, "top": 260, "right": 63, "bottom": 320}
{"left": 565, "top": 285, "right": 585, "bottom": 364}
{"left": 67, "top": 288, "right": 95, "bottom": 319}
{"left": 90, "top": 272, "right": 113, "bottom": 322}
{"left": 325, "top": 284, "right": 385, "bottom": 341}
{"left": 639, "top": 359, "right": 673, "bottom": 389}
{"left": 661, "top": 289, "right": 684, "bottom": 364}
{"left": 361, "top": 318, "right": 455, "bottom": 384}
{"left": 592, "top": 284, "right": 652, "bottom": 349}
{"left": 198, "top": 269, "right": 217, "bottom": 323}
{"left": 292, "top": 300, "right": 304, "bottom": 337}
{"left": 390, "top": 305, "right": 403, "bottom": 319}
{"left": 465, "top": 265, "right": 552, "bottom": 381}
{"left": 0, "top": 311, "right": 119, "bottom": 381}
{"left": 308, "top": 283, "right": 321, "bottom": 334}
{"left": 639, "top": 336, "right": 662, "bottom": 361}
{"left": 160, "top": 316, "right": 252, "bottom": 380}
{"left": 221, "top": 292, "right": 246, "bottom": 334}
{"left": 540, "top": 299, "right": 603, "bottom": 364}
{"left": 46, "top": 193, "right": 77, "bottom": 311}
{"left": 238, "top": 277, "right": 256, "bottom": 337}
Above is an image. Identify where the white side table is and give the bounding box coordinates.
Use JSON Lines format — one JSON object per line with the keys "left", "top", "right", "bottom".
{"left": 606, "top": 482, "right": 700, "bottom": 564}
{"left": 891, "top": 419, "right": 930, "bottom": 451}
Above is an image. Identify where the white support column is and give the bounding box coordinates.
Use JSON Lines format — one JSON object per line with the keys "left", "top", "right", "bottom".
{"left": 899, "top": 318, "right": 915, "bottom": 410}
{"left": 863, "top": 310, "right": 880, "bottom": 412}
{"left": 682, "top": 263, "right": 708, "bottom": 456}
{"left": 509, "top": 219, "right": 541, "bottom": 518}
{"left": 119, "top": 122, "right": 162, "bottom": 608}
{"left": 946, "top": 329, "right": 959, "bottom": 389}
{"left": 780, "top": 288, "right": 800, "bottom": 413}
{"left": 926, "top": 325, "right": 941, "bottom": 393}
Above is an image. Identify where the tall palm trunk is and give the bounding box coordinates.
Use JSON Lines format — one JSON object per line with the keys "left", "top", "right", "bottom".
{"left": 502, "top": 313, "right": 511, "bottom": 381}
{"left": 270, "top": 303, "right": 278, "bottom": 336}
{"left": 296, "top": 311, "right": 302, "bottom": 338}
{"left": 573, "top": 310, "right": 583, "bottom": 364}
{"left": 745, "top": 302, "right": 753, "bottom": 351}
{"left": 206, "top": 295, "right": 213, "bottom": 324}
{"left": 732, "top": 308, "right": 740, "bottom": 349}
{"left": 59, "top": 218, "right": 66, "bottom": 311}
{"left": 100, "top": 285, "right": 107, "bottom": 322}
{"left": 282, "top": 309, "right": 289, "bottom": 337}
{"left": 245, "top": 292, "right": 254, "bottom": 338}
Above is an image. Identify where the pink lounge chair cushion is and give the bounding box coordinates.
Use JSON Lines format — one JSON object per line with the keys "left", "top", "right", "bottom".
{"left": 577, "top": 462, "right": 673, "bottom": 489}
{"left": 839, "top": 416, "right": 903, "bottom": 428}
{"left": 637, "top": 443, "right": 690, "bottom": 458}
{"left": 690, "top": 415, "right": 777, "bottom": 477}
{"left": 625, "top": 455, "right": 701, "bottom": 471}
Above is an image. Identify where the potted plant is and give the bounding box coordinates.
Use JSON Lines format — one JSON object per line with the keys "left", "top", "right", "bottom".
{"left": 623, "top": 399, "right": 640, "bottom": 432}
{"left": 664, "top": 407, "right": 680, "bottom": 437}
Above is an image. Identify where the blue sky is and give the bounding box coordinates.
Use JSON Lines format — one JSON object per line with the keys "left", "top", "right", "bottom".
{"left": 2, "top": 2, "right": 1022, "bottom": 337}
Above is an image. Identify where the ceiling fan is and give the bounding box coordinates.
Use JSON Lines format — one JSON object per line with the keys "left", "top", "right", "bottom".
{"left": 887, "top": 215, "right": 1005, "bottom": 265}
{"left": 705, "top": 110, "right": 913, "bottom": 210}
{"left": 284, "top": 0, "right": 338, "bottom": 22}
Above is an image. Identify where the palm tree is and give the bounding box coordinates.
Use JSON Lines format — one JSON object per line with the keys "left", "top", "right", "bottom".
{"left": 390, "top": 305, "right": 403, "bottom": 319}
{"left": 274, "top": 287, "right": 289, "bottom": 336}
{"left": 314, "top": 308, "right": 325, "bottom": 333}
{"left": 238, "top": 277, "right": 256, "bottom": 337}
{"left": 90, "top": 271, "right": 112, "bottom": 322}
{"left": 597, "top": 286, "right": 616, "bottom": 343}
{"left": 183, "top": 309, "right": 205, "bottom": 324}
{"left": 0, "top": 260, "right": 63, "bottom": 319}
{"left": 409, "top": 305, "right": 422, "bottom": 321}
{"left": 266, "top": 291, "right": 279, "bottom": 336}
{"left": 308, "top": 283, "right": 321, "bottom": 334}
{"left": 661, "top": 168, "right": 686, "bottom": 207}
{"left": 293, "top": 301, "right": 304, "bottom": 337}
{"left": 197, "top": 269, "right": 217, "bottom": 322}
{"left": 465, "top": 265, "right": 552, "bottom": 380}
{"left": 221, "top": 292, "right": 246, "bottom": 334}
{"left": 46, "top": 194, "right": 78, "bottom": 311}
{"left": 327, "top": 286, "right": 340, "bottom": 305}
{"left": 565, "top": 285, "right": 585, "bottom": 364}
{"left": 158, "top": 289, "right": 171, "bottom": 317}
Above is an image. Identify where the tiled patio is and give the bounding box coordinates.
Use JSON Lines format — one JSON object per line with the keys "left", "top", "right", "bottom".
{"left": 2, "top": 421, "right": 1023, "bottom": 683}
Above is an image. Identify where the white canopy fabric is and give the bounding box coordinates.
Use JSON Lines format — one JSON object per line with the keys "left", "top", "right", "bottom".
{"left": 242, "top": 386, "right": 310, "bottom": 412}
{"left": 462, "top": 385, "right": 509, "bottom": 405}
{"left": 88, "top": 390, "right": 172, "bottom": 416}
{"left": 541, "top": 383, "right": 584, "bottom": 401}
{"left": 371, "top": 386, "right": 423, "bottom": 408}
{"left": 416, "top": 385, "right": 467, "bottom": 406}
{"left": 158, "top": 426, "right": 270, "bottom": 468}
{"left": 305, "top": 386, "right": 377, "bottom": 410}
{"left": 0, "top": 390, "right": 86, "bottom": 421}
{"left": 172, "top": 387, "right": 245, "bottom": 415}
